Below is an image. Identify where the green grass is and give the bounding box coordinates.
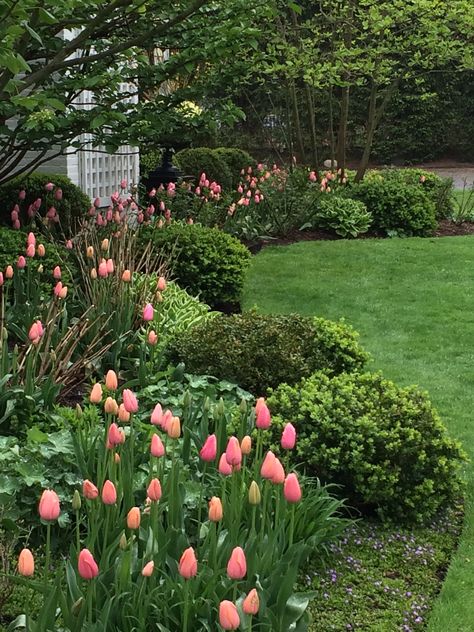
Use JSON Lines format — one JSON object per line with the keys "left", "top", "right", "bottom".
{"left": 243, "top": 235, "right": 474, "bottom": 631}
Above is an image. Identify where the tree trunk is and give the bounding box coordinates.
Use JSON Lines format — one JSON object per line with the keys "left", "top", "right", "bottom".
{"left": 328, "top": 86, "right": 336, "bottom": 168}
{"left": 336, "top": 85, "right": 350, "bottom": 174}
{"left": 290, "top": 79, "right": 306, "bottom": 163}
{"left": 355, "top": 78, "right": 400, "bottom": 182}
{"left": 306, "top": 85, "right": 319, "bottom": 168}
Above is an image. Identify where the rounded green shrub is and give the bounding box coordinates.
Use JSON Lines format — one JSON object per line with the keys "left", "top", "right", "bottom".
{"left": 313, "top": 196, "right": 372, "bottom": 237}
{"left": 174, "top": 148, "right": 233, "bottom": 190}
{"left": 138, "top": 222, "right": 251, "bottom": 308}
{"left": 267, "top": 371, "right": 466, "bottom": 522}
{"left": 0, "top": 227, "right": 75, "bottom": 292}
{"left": 348, "top": 177, "right": 437, "bottom": 236}
{"left": 0, "top": 173, "right": 91, "bottom": 234}
{"left": 213, "top": 148, "right": 257, "bottom": 187}
{"left": 165, "top": 312, "right": 370, "bottom": 394}
{"left": 373, "top": 168, "right": 453, "bottom": 219}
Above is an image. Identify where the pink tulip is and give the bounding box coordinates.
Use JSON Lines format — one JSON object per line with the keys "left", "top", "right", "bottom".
{"left": 225, "top": 436, "right": 242, "bottom": 467}
{"left": 256, "top": 402, "right": 271, "bottom": 429}
{"left": 122, "top": 389, "right": 138, "bottom": 413}
{"left": 218, "top": 453, "right": 233, "bottom": 476}
{"left": 66, "top": 239, "right": 73, "bottom": 249}
{"left": 101, "top": 480, "right": 117, "bottom": 505}
{"left": 179, "top": 547, "right": 197, "bottom": 579}
{"left": 143, "top": 303, "right": 154, "bottom": 322}
{"left": 54, "top": 281, "right": 63, "bottom": 297}
{"left": 82, "top": 480, "right": 99, "bottom": 500}
{"left": 260, "top": 451, "right": 277, "bottom": 480}
{"left": 54, "top": 188, "right": 63, "bottom": 201}
{"left": 25, "top": 244, "right": 35, "bottom": 258}
{"left": 12, "top": 219, "right": 20, "bottom": 229}
{"left": 219, "top": 601, "right": 240, "bottom": 630}
{"left": 18, "top": 548, "right": 34, "bottom": 577}
{"left": 142, "top": 561, "right": 154, "bottom": 577}
{"left": 157, "top": 276, "right": 166, "bottom": 291}
{"left": 94, "top": 197, "right": 101, "bottom": 208}
{"left": 19, "top": 190, "right": 26, "bottom": 200}
{"left": 0, "top": 272, "right": 3, "bottom": 287}
{"left": 78, "top": 549, "right": 99, "bottom": 580}
{"left": 199, "top": 434, "right": 217, "bottom": 462}
{"left": 167, "top": 416, "right": 181, "bottom": 439}
{"left": 98, "top": 261, "right": 108, "bottom": 277}
{"left": 105, "top": 370, "right": 118, "bottom": 391}
{"left": 150, "top": 433, "right": 165, "bottom": 457}
{"left": 106, "top": 259, "right": 114, "bottom": 274}
{"left": 11, "top": 209, "right": 18, "bottom": 222}
{"left": 28, "top": 322, "right": 40, "bottom": 343}
{"left": 151, "top": 403, "right": 163, "bottom": 426}
{"left": 38, "top": 490, "right": 60, "bottom": 521}
{"left": 44, "top": 182, "right": 54, "bottom": 192}
{"left": 107, "top": 422, "right": 122, "bottom": 447}
{"left": 120, "top": 179, "right": 127, "bottom": 190}
{"left": 148, "top": 330, "right": 158, "bottom": 345}
{"left": 53, "top": 266, "right": 61, "bottom": 280}
{"left": 284, "top": 473, "right": 302, "bottom": 503}
{"left": 89, "top": 383, "right": 103, "bottom": 404}
{"left": 281, "top": 423, "right": 296, "bottom": 450}
{"left": 161, "top": 409, "right": 173, "bottom": 432}
{"left": 17, "top": 256, "right": 26, "bottom": 269}
{"left": 227, "top": 546, "right": 246, "bottom": 579}
{"left": 27, "top": 232, "right": 36, "bottom": 246}
{"left": 5, "top": 266, "right": 13, "bottom": 279}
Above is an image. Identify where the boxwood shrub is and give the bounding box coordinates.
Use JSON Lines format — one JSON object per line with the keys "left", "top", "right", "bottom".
{"left": 138, "top": 222, "right": 251, "bottom": 308}
{"left": 267, "top": 370, "right": 466, "bottom": 522}
{"left": 0, "top": 173, "right": 91, "bottom": 234}
{"left": 213, "top": 148, "right": 257, "bottom": 187}
{"left": 348, "top": 177, "right": 437, "bottom": 236}
{"left": 165, "top": 312, "right": 370, "bottom": 394}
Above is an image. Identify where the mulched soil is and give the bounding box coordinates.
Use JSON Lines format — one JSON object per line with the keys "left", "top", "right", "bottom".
{"left": 245, "top": 220, "right": 474, "bottom": 252}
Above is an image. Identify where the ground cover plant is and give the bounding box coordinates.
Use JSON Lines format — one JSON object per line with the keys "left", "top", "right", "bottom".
{"left": 243, "top": 236, "right": 474, "bottom": 631}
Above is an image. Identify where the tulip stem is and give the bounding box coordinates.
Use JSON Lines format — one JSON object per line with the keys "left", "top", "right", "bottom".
{"left": 289, "top": 504, "right": 295, "bottom": 548}
{"left": 183, "top": 580, "right": 190, "bottom": 632}
{"left": 75, "top": 508, "right": 80, "bottom": 551}
{"left": 45, "top": 522, "right": 51, "bottom": 584}
{"left": 196, "top": 462, "right": 208, "bottom": 537}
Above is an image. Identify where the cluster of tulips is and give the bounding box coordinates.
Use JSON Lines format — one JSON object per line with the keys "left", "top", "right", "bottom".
{"left": 9, "top": 181, "right": 64, "bottom": 230}
{"left": 13, "top": 368, "right": 311, "bottom": 631}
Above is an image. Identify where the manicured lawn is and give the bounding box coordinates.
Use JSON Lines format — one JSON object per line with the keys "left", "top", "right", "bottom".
{"left": 243, "top": 235, "right": 474, "bottom": 631}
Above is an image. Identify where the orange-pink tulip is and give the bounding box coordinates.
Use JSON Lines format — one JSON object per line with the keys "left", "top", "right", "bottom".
{"left": 148, "top": 330, "right": 158, "bottom": 345}
{"left": 143, "top": 303, "right": 154, "bottom": 322}
{"left": 208, "top": 496, "right": 223, "bottom": 522}
{"left": 104, "top": 397, "right": 118, "bottom": 415}
{"left": 271, "top": 457, "right": 285, "bottom": 484}
{"left": 167, "top": 416, "right": 181, "bottom": 439}
{"left": 284, "top": 473, "right": 302, "bottom": 503}
{"left": 218, "top": 453, "right": 232, "bottom": 476}
{"left": 260, "top": 450, "right": 277, "bottom": 480}
{"left": 53, "top": 266, "right": 61, "bottom": 280}
{"left": 105, "top": 370, "right": 118, "bottom": 391}
{"left": 147, "top": 478, "right": 162, "bottom": 501}
{"left": 39, "top": 489, "right": 60, "bottom": 521}
{"left": 17, "top": 256, "right": 26, "bottom": 269}
{"left": 243, "top": 589, "right": 259, "bottom": 615}
{"left": 106, "top": 258, "right": 114, "bottom": 274}
{"left": 118, "top": 403, "right": 130, "bottom": 423}
{"left": 219, "top": 601, "right": 240, "bottom": 630}
{"left": 89, "top": 383, "right": 102, "bottom": 404}
{"left": 227, "top": 546, "right": 246, "bottom": 579}
{"left": 121, "top": 269, "right": 131, "bottom": 282}
{"left": 150, "top": 403, "right": 163, "bottom": 426}
{"left": 240, "top": 435, "right": 252, "bottom": 455}
{"left": 107, "top": 422, "right": 122, "bottom": 447}
{"left": 18, "top": 548, "right": 34, "bottom": 577}
{"left": 5, "top": 265, "right": 13, "bottom": 279}
{"left": 142, "top": 561, "right": 154, "bottom": 577}
{"left": 37, "top": 244, "right": 45, "bottom": 257}
{"left": 78, "top": 549, "right": 99, "bottom": 580}
{"left": 157, "top": 276, "right": 167, "bottom": 291}
{"left": 179, "top": 547, "right": 197, "bottom": 579}
{"left": 27, "top": 232, "right": 36, "bottom": 246}
{"left": 101, "top": 480, "right": 117, "bottom": 505}
{"left": 26, "top": 243, "right": 35, "bottom": 258}
{"left": 98, "top": 261, "right": 108, "bottom": 277}
{"left": 256, "top": 401, "right": 271, "bottom": 429}
{"left": 127, "top": 507, "right": 141, "bottom": 529}
{"left": 82, "top": 480, "right": 99, "bottom": 500}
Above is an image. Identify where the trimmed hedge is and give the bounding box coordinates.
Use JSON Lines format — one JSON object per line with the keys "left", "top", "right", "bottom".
{"left": 213, "top": 148, "right": 256, "bottom": 187}
{"left": 0, "top": 173, "right": 91, "bottom": 235}
{"left": 174, "top": 148, "right": 233, "bottom": 190}
{"left": 165, "top": 311, "right": 370, "bottom": 394}
{"left": 138, "top": 222, "right": 251, "bottom": 308}
{"left": 267, "top": 370, "right": 466, "bottom": 522}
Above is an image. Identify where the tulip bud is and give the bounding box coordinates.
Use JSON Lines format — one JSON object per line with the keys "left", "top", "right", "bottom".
{"left": 71, "top": 597, "right": 84, "bottom": 616}
{"left": 101, "top": 238, "right": 109, "bottom": 251}
{"left": 89, "top": 382, "right": 102, "bottom": 404}
{"left": 143, "top": 303, "right": 154, "bottom": 322}
{"left": 219, "top": 601, "right": 240, "bottom": 630}
{"left": 121, "top": 269, "right": 131, "bottom": 282}
{"left": 148, "top": 330, "right": 158, "bottom": 345}
{"left": 72, "top": 489, "right": 82, "bottom": 511}
{"left": 208, "top": 496, "right": 223, "bottom": 522}
{"left": 271, "top": 457, "right": 285, "bottom": 485}
{"left": 119, "top": 532, "right": 128, "bottom": 550}
{"left": 90, "top": 268, "right": 97, "bottom": 280}
{"left": 101, "top": 480, "right": 117, "bottom": 505}
{"left": 142, "top": 561, "right": 154, "bottom": 577}
{"left": 78, "top": 549, "right": 99, "bottom": 580}
{"left": 215, "top": 398, "right": 225, "bottom": 417}
{"left": 98, "top": 261, "right": 108, "bottom": 277}
{"left": 106, "top": 258, "right": 114, "bottom": 274}
{"left": 256, "top": 401, "right": 271, "bottom": 429}
{"left": 17, "top": 256, "right": 26, "bottom": 269}
{"left": 147, "top": 478, "right": 162, "bottom": 501}
{"left": 218, "top": 453, "right": 232, "bottom": 476}
{"left": 26, "top": 243, "right": 35, "bottom": 258}
{"left": 284, "top": 473, "right": 302, "bottom": 503}
{"left": 82, "top": 479, "right": 99, "bottom": 500}
{"left": 240, "top": 435, "right": 252, "bottom": 455}
{"left": 178, "top": 547, "right": 197, "bottom": 579}
{"left": 167, "top": 416, "right": 181, "bottom": 439}
{"left": 200, "top": 434, "right": 217, "bottom": 462}
{"left": 76, "top": 404, "right": 83, "bottom": 418}
{"left": 243, "top": 589, "right": 259, "bottom": 616}
{"left": 225, "top": 436, "right": 242, "bottom": 466}
{"left": 5, "top": 265, "right": 13, "bottom": 279}
{"left": 53, "top": 266, "right": 61, "bottom": 280}
{"left": 127, "top": 507, "right": 141, "bottom": 530}
{"left": 66, "top": 240, "right": 73, "bottom": 249}
{"left": 118, "top": 404, "right": 130, "bottom": 423}
{"left": 107, "top": 422, "right": 122, "bottom": 446}
{"left": 239, "top": 398, "right": 248, "bottom": 414}
{"left": 281, "top": 422, "right": 296, "bottom": 450}
{"left": 37, "top": 244, "right": 45, "bottom": 257}
{"left": 227, "top": 546, "right": 246, "bottom": 580}
{"left": 157, "top": 276, "right": 166, "bottom": 291}
{"left": 150, "top": 433, "right": 165, "bottom": 457}
{"left": 248, "top": 481, "right": 261, "bottom": 505}
{"left": 261, "top": 451, "right": 277, "bottom": 480}
{"left": 58, "top": 285, "right": 68, "bottom": 299}
{"left": 105, "top": 370, "right": 118, "bottom": 391}
{"left": 86, "top": 246, "right": 94, "bottom": 258}
{"left": 18, "top": 548, "right": 35, "bottom": 577}
{"left": 38, "top": 489, "right": 60, "bottom": 521}
{"left": 122, "top": 389, "right": 138, "bottom": 413}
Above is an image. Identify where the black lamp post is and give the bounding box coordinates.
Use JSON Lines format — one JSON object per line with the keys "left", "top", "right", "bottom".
{"left": 143, "top": 147, "right": 182, "bottom": 192}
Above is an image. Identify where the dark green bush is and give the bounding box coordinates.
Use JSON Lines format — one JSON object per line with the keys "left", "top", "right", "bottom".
{"left": 174, "top": 148, "right": 233, "bottom": 190}
{"left": 213, "top": 148, "right": 257, "bottom": 187}
{"left": 138, "top": 222, "right": 251, "bottom": 307}
{"left": 0, "top": 227, "right": 75, "bottom": 292}
{"left": 375, "top": 168, "right": 453, "bottom": 219}
{"left": 0, "top": 173, "right": 91, "bottom": 234}
{"left": 348, "top": 177, "right": 437, "bottom": 236}
{"left": 140, "top": 149, "right": 163, "bottom": 178}
{"left": 267, "top": 371, "right": 466, "bottom": 522}
{"left": 310, "top": 196, "right": 372, "bottom": 237}
{"left": 165, "top": 312, "right": 370, "bottom": 394}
